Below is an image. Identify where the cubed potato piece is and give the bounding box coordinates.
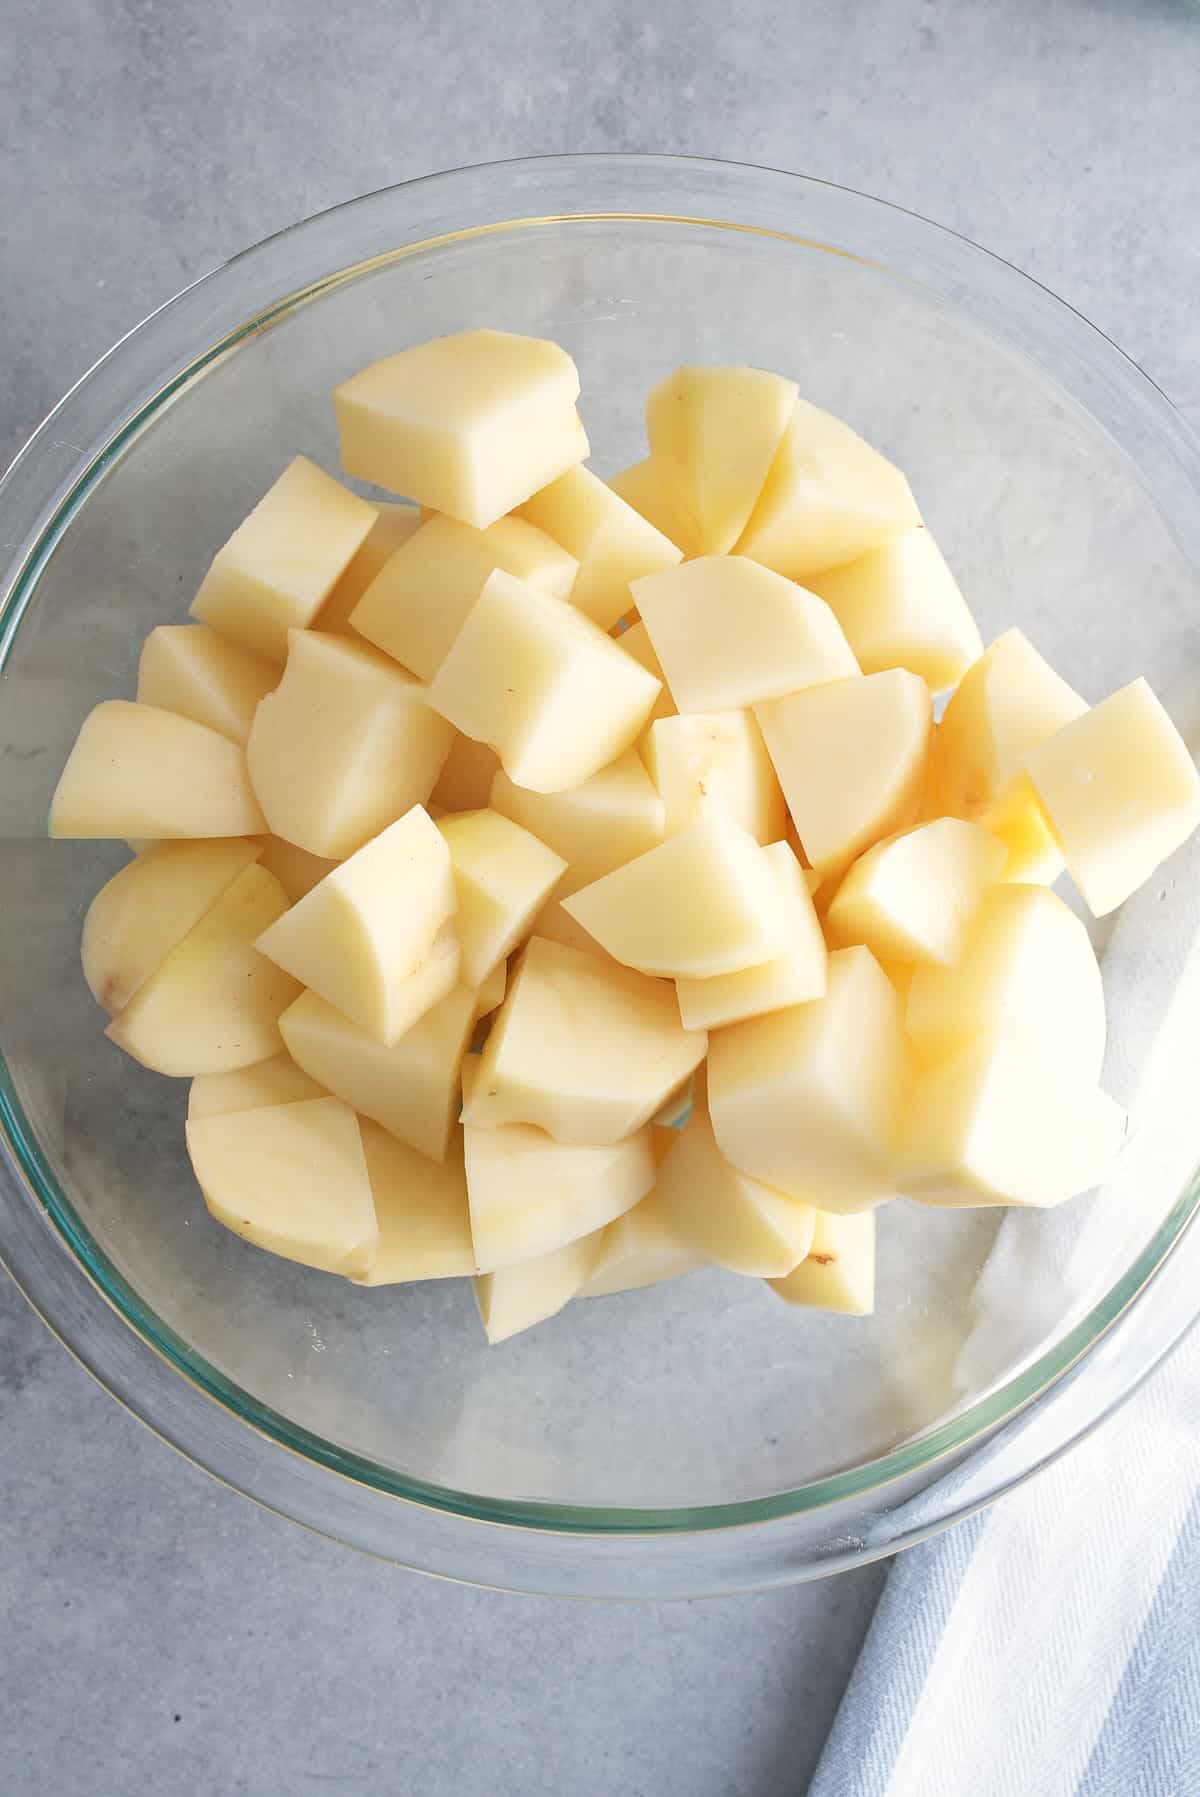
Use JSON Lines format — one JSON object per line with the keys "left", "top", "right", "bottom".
{"left": 805, "top": 526, "right": 982, "bottom": 693}
{"left": 826, "top": 818, "right": 1007, "bottom": 967}
{"left": 353, "top": 1121, "right": 475, "bottom": 1284}
{"left": 654, "top": 1102, "right": 815, "bottom": 1277}
{"left": 253, "top": 835, "right": 340, "bottom": 903}
{"left": 190, "top": 457, "right": 377, "bottom": 663}
{"left": 632, "top": 556, "right": 858, "bottom": 713}
{"left": 490, "top": 750, "right": 665, "bottom": 895}
{"left": 708, "top": 945, "right": 911, "bottom": 1210}
{"left": 188, "top": 1053, "right": 327, "bottom": 1118}
{"left": 562, "top": 806, "right": 793, "bottom": 978}
{"left": 906, "top": 883, "right": 1107, "bottom": 1080}
{"left": 643, "top": 709, "right": 787, "bottom": 844}
{"left": 431, "top": 735, "right": 502, "bottom": 813}
{"left": 349, "top": 511, "right": 579, "bottom": 682}
{"left": 928, "top": 627, "right": 1088, "bottom": 821}
{"left": 246, "top": 630, "right": 454, "bottom": 860}
{"left": 333, "top": 329, "right": 588, "bottom": 528}
{"left": 473, "top": 959, "right": 507, "bottom": 1021}
{"left": 735, "top": 397, "right": 921, "bottom": 579}
{"left": 256, "top": 806, "right": 455, "bottom": 1045}
{"left": 675, "top": 840, "right": 826, "bottom": 1029}
{"left": 436, "top": 808, "right": 566, "bottom": 985}
{"left": 474, "top": 1234, "right": 602, "bottom": 1345}
{"left": 973, "top": 775, "right": 1064, "bottom": 886}
{"left": 49, "top": 701, "right": 266, "bottom": 840}
{"left": 767, "top": 1211, "right": 876, "bottom": 1315}
{"left": 617, "top": 619, "right": 677, "bottom": 726}
{"left": 461, "top": 936, "right": 706, "bottom": 1145}
{"left": 645, "top": 364, "right": 799, "bottom": 555}
{"left": 900, "top": 1036, "right": 1126, "bottom": 1208}
{"left": 314, "top": 502, "right": 422, "bottom": 635}
{"left": 465, "top": 1110, "right": 655, "bottom": 1272}
{"left": 136, "top": 625, "right": 278, "bottom": 746}
{"left": 106, "top": 865, "right": 301, "bottom": 1075}
{"left": 607, "top": 458, "right": 697, "bottom": 557}
{"left": 81, "top": 837, "right": 262, "bottom": 1016}
{"left": 519, "top": 463, "right": 683, "bottom": 630}
{"left": 756, "top": 670, "right": 932, "bottom": 877}
{"left": 1023, "top": 677, "right": 1200, "bottom": 917}
{"left": 186, "top": 1096, "right": 377, "bottom": 1275}
{"left": 580, "top": 1186, "right": 706, "bottom": 1297}
{"left": 425, "top": 569, "right": 661, "bottom": 793}
{"left": 280, "top": 982, "right": 477, "bottom": 1163}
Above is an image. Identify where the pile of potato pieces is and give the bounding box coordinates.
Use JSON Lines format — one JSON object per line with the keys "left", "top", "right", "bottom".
{"left": 49, "top": 330, "right": 1200, "bottom": 1344}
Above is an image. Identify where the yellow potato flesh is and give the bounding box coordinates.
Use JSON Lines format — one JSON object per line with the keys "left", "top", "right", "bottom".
{"left": 825, "top": 817, "right": 1007, "bottom": 968}
{"left": 82, "top": 837, "right": 261, "bottom": 1016}
{"left": 519, "top": 463, "right": 683, "bottom": 630}
{"left": 708, "top": 945, "right": 911, "bottom": 1211}
{"left": 489, "top": 750, "right": 665, "bottom": 896}
{"left": 256, "top": 805, "right": 456, "bottom": 1046}
{"left": 474, "top": 1234, "right": 602, "bottom": 1345}
{"left": 643, "top": 708, "right": 787, "bottom": 844}
{"left": 653, "top": 1103, "right": 815, "bottom": 1277}
{"left": 49, "top": 701, "right": 266, "bottom": 841}
{"left": 805, "top": 525, "right": 982, "bottom": 693}
{"left": 425, "top": 569, "right": 661, "bottom": 793}
{"left": 768, "top": 1211, "right": 876, "bottom": 1315}
{"left": 245, "top": 629, "right": 453, "bottom": 860}
{"left": 350, "top": 511, "right": 578, "bottom": 682}
{"left": 253, "top": 835, "right": 340, "bottom": 903}
{"left": 756, "top": 670, "right": 932, "bottom": 878}
{"left": 313, "top": 501, "right": 422, "bottom": 635}
{"left": 632, "top": 555, "right": 858, "bottom": 713}
{"left": 190, "top": 456, "right": 377, "bottom": 662}
{"left": 354, "top": 1121, "right": 475, "bottom": 1284}
{"left": 187, "top": 1053, "right": 327, "bottom": 1119}
{"left": 334, "top": 329, "right": 587, "bottom": 528}
{"left": 1023, "top": 677, "right": 1200, "bottom": 917}
{"left": 580, "top": 1186, "right": 706, "bottom": 1297}
{"left": 280, "top": 983, "right": 476, "bottom": 1163}
{"left": 561, "top": 806, "right": 793, "bottom": 979}
{"left": 607, "top": 458, "right": 697, "bottom": 557}
{"left": 106, "top": 864, "right": 300, "bottom": 1076}
{"left": 646, "top": 364, "right": 799, "bottom": 556}
{"left": 461, "top": 935, "right": 706, "bottom": 1146}
{"left": 437, "top": 807, "right": 565, "bottom": 986}
{"left": 675, "top": 840, "right": 827, "bottom": 1030}
{"left": 136, "top": 624, "right": 277, "bottom": 745}
{"left": 186, "top": 1096, "right": 377, "bottom": 1276}
{"left": 431, "top": 735, "right": 503, "bottom": 814}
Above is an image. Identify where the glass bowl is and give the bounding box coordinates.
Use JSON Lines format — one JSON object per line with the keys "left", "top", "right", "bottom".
{"left": 3, "top": 155, "right": 1200, "bottom": 1599}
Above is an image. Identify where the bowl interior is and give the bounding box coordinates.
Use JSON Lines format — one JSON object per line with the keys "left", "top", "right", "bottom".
{"left": 3, "top": 199, "right": 1200, "bottom": 1520}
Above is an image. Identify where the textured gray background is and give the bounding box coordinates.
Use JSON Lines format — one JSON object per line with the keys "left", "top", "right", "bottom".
{"left": 2, "top": 2, "right": 1199, "bottom": 1793}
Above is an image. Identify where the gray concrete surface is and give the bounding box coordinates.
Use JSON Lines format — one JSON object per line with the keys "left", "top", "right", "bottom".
{"left": 2, "top": 1, "right": 1199, "bottom": 1792}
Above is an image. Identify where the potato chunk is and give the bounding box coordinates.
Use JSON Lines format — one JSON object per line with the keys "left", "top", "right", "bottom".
{"left": 806, "top": 526, "right": 982, "bottom": 693}
{"left": 579, "top": 1185, "right": 706, "bottom": 1297}
{"left": 246, "top": 630, "right": 453, "bottom": 860}
{"left": 674, "top": 841, "right": 826, "bottom": 1029}
{"left": 436, "top": 808, "right": 565, "bottom": 985}
{"left": 768, "top": 1211, "right": 876, "bottom": 1315}
{"left": 353, "top": 1121, "right": 475, "bottom": 1284}
{"left": 607, "top": 458, "right": 697, "bottom": 557}
{"left": 646, "top": 364, "right": 799, "bottom": 555}
{"left": 654, "top": 1103, "right": 815, "bottom": 1276}
{"left": 49, "top": 701, "right": 266, "bottom": 840}
{"left": 708, "top": 946, "right": 911, "bottom": 1210}
{"left": 461, "top": 936, "right": 706, "bottom": 1145}
{"left": 350, "top": 511, "right": 577, "bottom": 682}
{"left": 136, "top": 625, "right": 277, "bottom": 745}
{"left": 186, "top": 1096, "right": 377, "bottom": 1275}
{"left": 1023, "top": 677, "right": 1200, "bottom": 916}
{"left": 256, "top": 806, "right": 456, "bottom": 1045}
{"left": 187, "top": 1053, "right": 327, "bottom": 1119}
{"left": 519, "top": 463, "right": 682, "bottom": 630}
{"left": 106, "top": 865, "right": 300, "bottom": 1075}
{"left": 825, "top": 817, "right": 1006, "bottom": 967}
{"left": 426, "top": 569, "right": 660, "bottom": 793}
{"left": 333, "top": 329, "right": 588, "bottom": 528}
{"left": 82, "top": 837, "right": 262, "bottom": 1016}
{"left": 314, "top": 501, "right": 422, "bottom": 635}
{"left": 735, "top": 397, "right": 920, "bottom": 578}
{"left": 474, "top": 1235, "right": 603, "bottom": 1345}
{"left": 643, "top": 709, "right": 787, "bottom": 844}
{"left": 190, "top": 456, "right": 377, "bottom": 662}
{"left": 756, "top": 670, "right": 932, "bottom": 877}
{"left": 489, "top": 750, "right": 665, "bottom": 895}
{"left": 561, "top": 807, "right": 792, "bottom": 979}
{"left": 632, "top": 555, "right": 857, "bottom": 712}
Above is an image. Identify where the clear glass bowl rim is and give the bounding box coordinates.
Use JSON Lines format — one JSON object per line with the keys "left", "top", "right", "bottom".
{"left": 2, "top": 152, "right": 1199, "bottom": 1597}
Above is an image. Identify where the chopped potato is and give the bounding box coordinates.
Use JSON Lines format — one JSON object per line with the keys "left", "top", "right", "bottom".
{"left": 519, "top": 463, "right": 683, "bottom": 630}
{"left": 805, "top": 526, "right": 982, "bottom": 693}
{"left": 645, "top": 364, "right": 798, "bottom": 555}
{"left": 137, "top": 624, "right": 277, "bottom": 746}
{"left": 768, "top": 1211, "right": 876, "bottom": 1315}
